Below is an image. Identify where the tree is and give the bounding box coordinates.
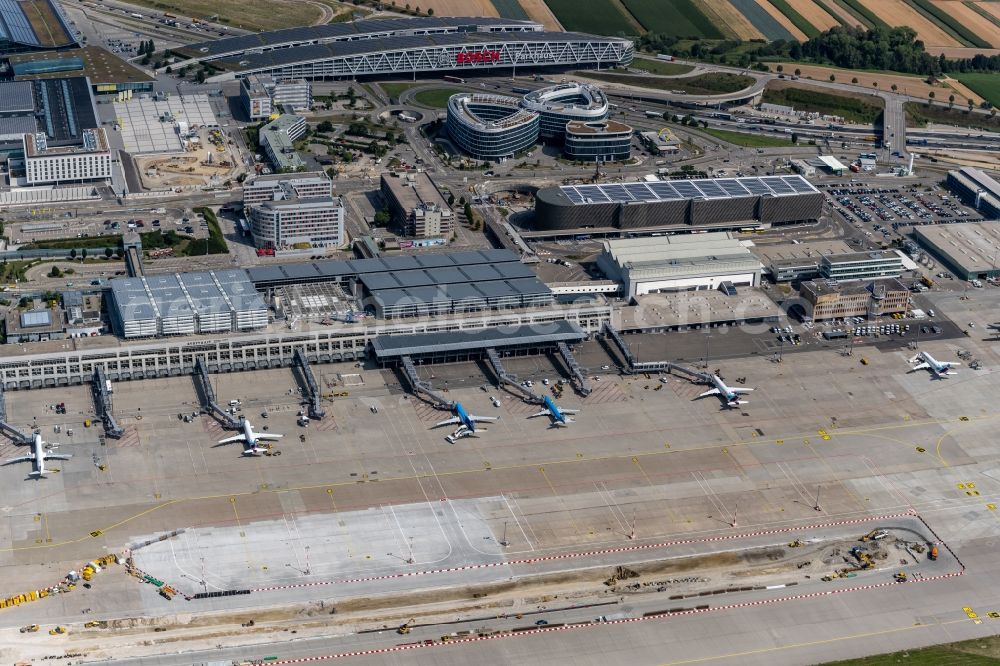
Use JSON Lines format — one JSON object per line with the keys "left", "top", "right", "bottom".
{"left": 70, "top": 248, "right": 77, "bottom": 261}
{"left": 928, "top": 91, "right": 935, "bottom": 104}
{"left": 105, "top": 247, "right": 113, "bottom": 259}
{"left": 949, "top": 94, "right": 955, "bottom": 108}
{"left": 427, "top": 7, "right": 433, "bottom": 14}
{"left": 373, "top": 207, "right": 391, "bottom": 227}
{"left": 317, "top": 120, "right": 334, "bottom": 133}
{"left": 829, "top": 74, "right": 836, "bottom": 82}
{"left": 775, "top": 64, "right": 783, "bottom": 73}
{"left": 791, "top": 132, "right": 799, "bottom": 144}
{"left": 165, "top": 65, "right": 172, "bottom": 74}
{"left": 447, "top": 193, "right": 455, "bottom": 206}
{"left": 81, "top": 249, "right": 88, "bottom": 262}
{"left": 968, "top": 98, "right": 975, "bottom": 112}
{"left": 148, "top": 39, "right": 155, "bottom": 54}
{"left": 196, "top": 69, "right": 207, "bottom": 84}
{"left": 872, "top": 81, "right": 878, "bottom": 88}
{"left": 891, "top": 84, "right": 898, "bottom": 92}
{"left": 851, "top": 77, "right": 858, "bottom": 84}
{"left": 48, "top": 266, "right": 61, "bottom": 278}
{"left": 794, "top": 68, "right": 801, "bottom": 76}
{"left": 991, "top": 108, "right": 997, "bottom": 118}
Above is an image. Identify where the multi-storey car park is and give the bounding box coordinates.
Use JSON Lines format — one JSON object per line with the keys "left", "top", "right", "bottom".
{"left": 0, "top": 0, "right": 77, "bottom": 54}
{"left": 532, "top": 175, "right": 825, "bottom": 234}
{"left": 446, "top": 93, "right": 540, "bottom": 161}
{"left": 169, "top": 17, "right": 632, "bottom": 82}
{"left": 520, "top": 82, "right": 610, "bottom": 142}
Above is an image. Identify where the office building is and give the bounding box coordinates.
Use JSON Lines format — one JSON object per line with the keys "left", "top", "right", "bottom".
{"left": 446, "top": 93, "right": 539, "bottom": 161}
{"left": 240, "top": 75, "right": 272, "bottom": 119}
{"left": 563, "top": 119, "right": 631, "bottom": 162}
{"left": 23, "top": 128, "right": 112, "bottom": 185}
{"left": 819, "top": 250, "right": 904, "bottom": 281}
{"left": 241, "top": 75, "right": 312, "bottom": 119}
{"left": 520, "top": 82, "right": 609, "bottom": 141}
{"left": 259, "top": 114, "right": 306, "bottom": 172}
{"left": 799, "top": 278, "right": 910, "bottom": 321}
{"left": 243, "top": 171, "right": 333, "bottom": 205}
{"left": 246, "top": 183, "right": 344, "bottom": 250}
{"left": 380, "top": 172, "right": 453, "bottom": 238}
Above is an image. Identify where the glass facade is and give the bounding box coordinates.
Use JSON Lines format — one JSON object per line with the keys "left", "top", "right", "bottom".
{"left": 564, "top": 121, "right": 631, "bottom": 162}
{"left": 446, "top": 94, "right": 539, "bottom": 161}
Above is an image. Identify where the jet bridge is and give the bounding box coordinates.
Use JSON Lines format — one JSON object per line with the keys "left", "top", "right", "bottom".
{"left": 400, "top": 356, "right": 454, "bottom": 411}
{"left": 602, "top": 322, "right": 638, "bottom": 371}
{"left": 556, "top": 342, "right": 591, "bottom": 396}
{"left": 602, "top": 323, "right": 710, "bottom": 382}
{"left": 91, "top": 367, "right": 125, "bottom": 439}
{"left": 485, "top": 347, "right": 545, "bottom": 405}
{"left": 0, "top": 384, "right": 32, "bottom": 444}
{"left": 193, "top": 357, "right": 241, "bottom": 429}
{"left": 293, "top": 350, "right": 325, "bottom": 420}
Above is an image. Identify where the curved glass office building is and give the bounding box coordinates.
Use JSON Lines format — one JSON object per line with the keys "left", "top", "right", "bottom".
{"left": 446, "top": 93, "right": 539, "bottom": 161}
{"left": 520, "top": 82, "right": 609, "bottom": 142}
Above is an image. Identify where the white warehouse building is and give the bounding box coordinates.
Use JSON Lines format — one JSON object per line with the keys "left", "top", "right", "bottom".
{"left": 597, "top": 233, "right": 762, "bottom": 299}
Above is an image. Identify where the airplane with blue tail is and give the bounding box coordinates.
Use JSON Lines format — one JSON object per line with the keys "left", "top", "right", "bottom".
{"left": 435, "top": 402, "right": 498, "bottom": 442}
{"left": 528, "top": 395, "right": 580, "bottom": 427}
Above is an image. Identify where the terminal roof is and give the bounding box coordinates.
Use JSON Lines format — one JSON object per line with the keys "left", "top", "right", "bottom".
{"left": 371, "top": 319, "right": 584, "bottom": 358}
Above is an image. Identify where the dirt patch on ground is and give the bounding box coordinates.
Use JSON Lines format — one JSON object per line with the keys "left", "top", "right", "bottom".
{"left": 412, "top": 0, "right": 498, "bottom": 16}
{"left": 772, "top": 63, "right": 977, "bottom": 103}
{"left": 519, "top": 0, "right": 562, "bottom": 30}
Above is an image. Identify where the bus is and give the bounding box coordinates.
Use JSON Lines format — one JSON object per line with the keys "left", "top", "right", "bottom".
{"left": 511, "top": 87, "right": 531, "bottom": 94}
{"left": 238, "top": 218, "right": 250, "bottom": 235}
{"left": 645, "top": 110, "right": 662, "bottom": 118}
{"left": 443, "top": 75, "right": 465, "bottom": 84}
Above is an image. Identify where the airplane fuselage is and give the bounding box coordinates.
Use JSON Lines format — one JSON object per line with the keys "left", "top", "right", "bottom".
{"left": 543, "top": 395, "right": 567, "bottom": 425}
{"left": 454, "top": 402, "right": 477, "bottom": 433}
{"left": 30, "top": 435, "right": 45, "bottom": 477}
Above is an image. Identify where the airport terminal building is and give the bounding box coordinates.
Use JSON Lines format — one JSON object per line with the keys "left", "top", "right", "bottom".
{"left": 533, "top": 175, "right": 824, "bottom": 233}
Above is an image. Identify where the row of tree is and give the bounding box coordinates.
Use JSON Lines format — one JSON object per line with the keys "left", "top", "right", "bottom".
{"left": 636, "top": 25, "right": 1000, "bottom": 77}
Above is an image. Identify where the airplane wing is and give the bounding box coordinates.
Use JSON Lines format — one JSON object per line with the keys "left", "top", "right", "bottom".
{"left": 698, "top": 388, "right": 721, "bottom": 397}
{"left": 468, "top": 414, "right": 499, "bottom": 423}
{"left": 733, "top": 388, "right": 754, "bottom": 394}
{"left": 2, "top": 455, "right": 33, "bottom": 465}
{"left": 560, "top": 409, "right": 580, "bottom": 415}
{"left": 434, "top": 416, "right": 461, "bottom": 427}
{"left": 45, "top": 454, "right": 72, "bottom": 461}
{"left": 254, "top": 433, "right": 283, "bottom": 441}
{"left": 911, "top": 363, "right": 930, "bottom": 371}
{"left": 528, "top": 410, "right": 549, "bottom": 418}
{"left": 218, "top": 434, "right": 248, "bottom": 444}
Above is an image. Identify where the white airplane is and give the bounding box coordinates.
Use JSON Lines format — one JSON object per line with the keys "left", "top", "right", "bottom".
{"left": 528, "top": 395, "right": 580, "bottom": 427}
{"left": 3, "top": 433, "right": 71, "bottom": 478}
{"left": 434, "top": 402, "right": 498, "bottom": 442}
{"left": 698, "top": 374, "right": 753, "bottom": 408}
{"left": 908, "top": 351, "right": 958, "bottom": 378}
{"left": 217, "top": 418, "right": 283, "bottom": 455}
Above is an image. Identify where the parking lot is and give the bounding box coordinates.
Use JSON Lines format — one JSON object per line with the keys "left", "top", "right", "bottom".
{"left": 7, "top": 210, "right": 209, "bottom": 246}
{"left": 825, "top": 184, "right": 981, "bottom": 246}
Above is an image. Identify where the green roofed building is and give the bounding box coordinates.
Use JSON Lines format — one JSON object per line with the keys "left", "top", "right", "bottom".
{"left": 7, "top": 46, "right": 154, "bottom": 95}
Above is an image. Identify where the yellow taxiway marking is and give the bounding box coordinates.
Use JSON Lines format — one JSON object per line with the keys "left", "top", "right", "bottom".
{"left": 7, "top": 412, "right": 1000, "bottom": 554}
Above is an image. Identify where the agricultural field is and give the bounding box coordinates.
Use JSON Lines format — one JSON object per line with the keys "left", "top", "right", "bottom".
{"left": 729, "top": 0, "right": 795, "bottom": 39}
{"left": 698, "top": 0, "right": 765, "bottom": 39}
{"left": 518, "top": 0, "right": 562, "bottom": 29}
{"left": 543, "top": 0, "right": 636, "bottom": 34}
{"left": 755, "top": 0, "right": 809, "bottom": 40}
{"left": 762, "top": 82, "right": 884, "bottom": 123}
{"left": 932, "top": 1, "right": 1000, "bottom": 47}
{"left": 401, "top": 0, "right": 499, "bottom": 16}
{"left": 490, "top": 0, "right": 529, "bottom": 20}
{"left": 773, "top": 62, "right": 982, "bottom": 104}
{"left": 784, "top": 0, "right": 841, "bottom": 30}
{"left": 816, "top": 0, "right": 864, "bottom": 27}
{"left": 619, "top": 0, "right": 723, "bottom": 37}
{"left": 859, "top": 0, "right": 960, "bottom": 45}
{"left": 765, "top": 0, "right": 821, "bottom": 36}
{"left": 822, "top": 635, "right": 1000, "bottom": 666}
{"left": 119, "top": 0, "right": 324, "bottom": 30}
{"left": 954, "top": 72, "right": 1000, "bottom": 107}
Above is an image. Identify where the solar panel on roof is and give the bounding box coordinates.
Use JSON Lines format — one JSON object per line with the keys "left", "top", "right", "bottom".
{"left": 741, "top": 179, "right": 770, "bottom": 194}
{"left": 648, "top": 182, "right": 680, "bottom": 199}
{"left": 602, "top": 185, "right": 630, "bottom": 201}
{"left": 623, "top": 184, "right": 657, "bottom": 201}
{"left": 696, "top": 181, "right": 726, "bottom": 197}
{"left": 717, "top": 180, "right": 749, "bottom": 196}
{"left": 672, "top": 181, "right": 701, "bottom": 197}
{"left": 564, "top": 188, "right": 584, "bottom": 203}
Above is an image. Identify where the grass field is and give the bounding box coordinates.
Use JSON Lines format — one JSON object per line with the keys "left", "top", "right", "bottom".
{"left": 581, "top": 71, "right": 754, "bottom": 95}
{"left": 700, "top": 127, "right": 796, "bottom": 146}
{"left": 619, "top": 0, "right": 723, "bottom": 37}
{"left": 762, "top": 84, "right": 884, "bottom": 123}
{"left": 628, "top": 57, "right": 695, "bottom": 75}
{"left": 543, "top": 0, "right": 636, "bottom": 34}
{"left": 955, "top": 73, "right": 1000, "bottom": 107}
{"left": 904, "top": 101, "right": 1000, "bottom": 131}
{"left": 119, "top": 0, "right": 323, "bottom": 30}
{"left": 412, "top": 88, "right": 456, "bottom": 108}
{"left": 379, "top": 82, "right": 422, "bottom": 103}
{"left": 822, "top": 634, "right": 1000, "bottom": 665}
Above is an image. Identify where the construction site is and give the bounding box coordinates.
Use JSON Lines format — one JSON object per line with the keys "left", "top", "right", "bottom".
{"left": 135, "top": 128, "right": 243, "bottom": 190}
{"left": 0, "top": 295, "right": 998, "bottom": 664}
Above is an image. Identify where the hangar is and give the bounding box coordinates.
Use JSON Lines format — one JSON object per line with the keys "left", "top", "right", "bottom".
{"left": 597, "top": 233, "right": 762, "bottom": 299}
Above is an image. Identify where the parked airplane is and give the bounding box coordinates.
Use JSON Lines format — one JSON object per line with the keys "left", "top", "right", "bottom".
{"left": 3, "top": 434, "right": 71, "bottom": 478}
{"left": 698, "top": 374, "right": 753, "bottom": 408}
{"left": 435, "top": 402, "right": 498, "bottom": 442}
{"left": 908, "top": 351, "right": 958, "bottom": 378}
{"left": 528, "top": 395, "right": 580, "bottom": 427}
{"left": 217, "top": 418, "right": 283, "bottom": 455}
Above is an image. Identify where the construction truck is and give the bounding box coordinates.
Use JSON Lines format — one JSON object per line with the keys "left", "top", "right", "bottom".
{"left": 84, "top": 621, "right": 106, "bottom": 629}
{"left": 48, "top": 626, "right": 66, "bottom": 635}
{"left": 849, "top": 546, "right": 874, "bottom": 569}
{"left": 19, "top": 625, "right": 39, "bottom": 633}
{"left": 894, "top": 572, "right": 908, "bottom": 582}
{"left": 929, "top": 545, "right": 939, "bottom": 560}
{"left": 159, "top": 585, "right": 177, "bottom": 600}
{"left": 861, "top": 529, "right": 889, "bottom": 542}
{"left": 788, "top": 539, "right": 804, "bottom": 548}
{"left": 397, "top": 619, "right": 415, "bottom": 635}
